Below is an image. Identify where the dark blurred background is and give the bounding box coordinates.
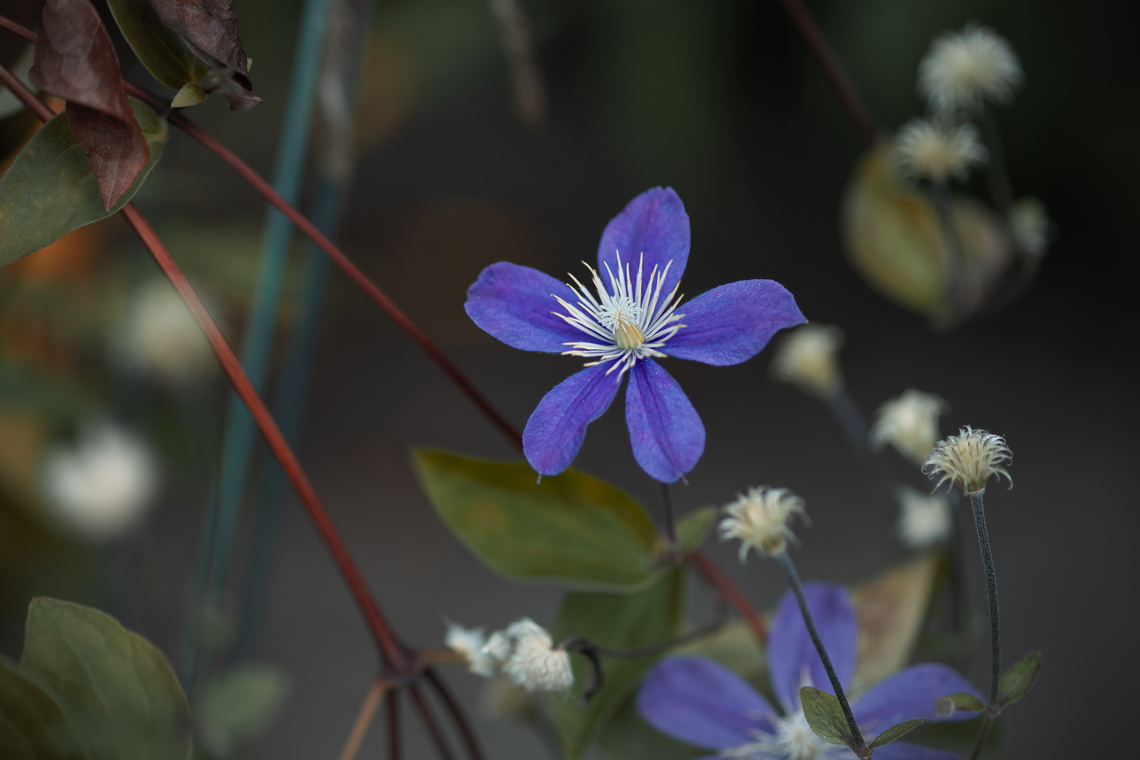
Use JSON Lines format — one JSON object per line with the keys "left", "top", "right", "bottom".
{"left": 1, "top": 0, "right": 1136, "bottom": 757}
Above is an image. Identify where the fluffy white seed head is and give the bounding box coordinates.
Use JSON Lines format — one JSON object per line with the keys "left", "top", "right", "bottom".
{"left": 1009, "top": 196, "right": 1051, "bottom": 257}
{"left": 41, "top": 421, "right": 159, "bottom": 542}
{"left": 870, "top": 389, "right": 949, "bottom": 467}
{"left": 500, "top": 619, "right": 573, "bottom": 693}
{"left": 893, "top": 118, "right": 988, "bottom": 184}
{"left": 719, "top": 486, "right": 810, "bottom": 562}
{"left": 111, "top": 279, "right": 218, "bottom": 388}
{"left": 896, "top": 486, "right": 954, "bottom": 549}
{"left": 770, "top": 324, "right": 845, "bottom": 397}
{"left": 919, "top": 24, "right": 1023, "bottom": 115}
{"left": 923, "top": 426, "right": 1012, "bottom": 493}
{"left": 445, "top": 623, "right": 498, "bottom": 677}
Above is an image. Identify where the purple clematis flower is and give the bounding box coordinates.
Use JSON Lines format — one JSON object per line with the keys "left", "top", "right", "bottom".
{"left": 464, "top": 187, "right": 805, "bottom": 482}
{"left": 638, "top": 583, "right": 981, "bottom": 760}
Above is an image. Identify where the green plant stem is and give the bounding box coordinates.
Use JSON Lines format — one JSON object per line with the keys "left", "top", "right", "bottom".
{"left": 968, "top": 489, "right": 1001, "bottom": 707}
{"left": 205, "top": 0, "right": 333, "bottom": 656}
{"left": 930, "top": 179, "right": 965, "bottom": 307}
{"left": 980, "top": 102, "right": 1013, "bottom": 217}
{"left": 775, "top": 549, "right": 866, "bottom": 754}
{"left": 825, "top": 387, "right": 894, "bottom": 514}
{"left": 968, "top": 712, "right": 994, "bottom": 760}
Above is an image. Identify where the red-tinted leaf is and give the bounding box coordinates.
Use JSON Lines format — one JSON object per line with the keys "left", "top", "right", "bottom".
{"left": 148, "top": 0, "right": 260, "bottom": 110}
{"left": 28, "top": 0, "right": 150, "bottom": 211}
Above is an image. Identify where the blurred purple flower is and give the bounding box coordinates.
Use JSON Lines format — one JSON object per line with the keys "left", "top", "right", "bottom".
{"left": 638, "top": 583, "right": 981, "bottom": 760}
{"left": 465, "top": 187, "right": 805, "bottom": 482}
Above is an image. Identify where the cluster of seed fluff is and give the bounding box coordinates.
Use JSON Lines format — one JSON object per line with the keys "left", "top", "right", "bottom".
{"left": 718, "top": 486, "right": 810, "bottom": 562}
{"left": 895, "top": 486, "right": 954, "bottom": 550}
{"left": 893, "top": 119, "right": 987, "bottom": 184}
{"left": 870, "top": 389, "right": 950, "bottom": 466}
{"left": 923, "top": 426, "right": 1012, "bottom": 493}
{"left": 445, "top": 619, "right": 573, "bottom": 693}
{"left": 918, "top": 24, "right": 1023, "bottom": 115}
{"left": 770, "top": 324, "right": 845, "bottom": 398}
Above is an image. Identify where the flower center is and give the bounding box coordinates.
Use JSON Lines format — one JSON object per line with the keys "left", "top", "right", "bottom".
{"left": 551, "top": 252, "right": 685, "bottom": 380}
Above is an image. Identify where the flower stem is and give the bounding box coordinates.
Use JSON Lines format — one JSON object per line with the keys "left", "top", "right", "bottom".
{"left": 774, "top": 0, "right": 877, "bottom": 147}
{"left": 388, "top": 688, "right": 402, "bottom": 760}
{"left": 775, "top": 550, "right": 866, "bottom": 753}
{"left": 968, "top": 489, "right": 1001, "bottom": 707}
{"left": 688, "top": 550, "right": 767, "bottom": 644}
{"left": 929, "top": 179, "right": 966, "bottom": 308}
{"left": 338, "top": 677, "right": 391, "bottom": 760}
{"left": 980, "top": 102, "right": 1013, "bottom": 217}
{"left": 408, "top": 683, "right": 456, "bottom": 760}
{"left": 967, "top": 712, "right": 994, "bottom": 760}
{"left": 825, "top": 387, "right": 894, "bottom": 515}
{"left": 661, "top": 483, "right": 678, "bottom": 556}
{"left": 423, "top": 668, "right": 487, "bottom": 760}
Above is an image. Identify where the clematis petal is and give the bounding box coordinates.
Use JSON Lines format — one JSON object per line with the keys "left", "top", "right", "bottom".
{"left": 465, "top": 262, "right": 582, "bottom": 353}
{"left": 625, "top": 358, "right": 705, "bottom": 483}
{"left": 597, "top": 187, "right": 690, "bottom": 298}
{"left": 871, "top": 741, "right": 962, "bottom": 760}
{"left": 522, "top": 364, "right": 622, "bottom": 475}
{"left": 638, "top": 656, "right": 778, "bottom": 750}
{"left": 768, "top": 583, "right": 858, "bottom": 712}
{"left": 665, "top": 280, "right": 807, "bottom": 366}
{"left": 854, "top": 663, "right": 984, "bottom": 729}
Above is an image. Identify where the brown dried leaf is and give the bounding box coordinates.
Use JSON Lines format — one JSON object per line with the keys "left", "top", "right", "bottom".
{"left": 28, "top": 0, "right": 150, "bottom": 211}
{"left": 148, "top": 0, "right": 260, "bottom": 109}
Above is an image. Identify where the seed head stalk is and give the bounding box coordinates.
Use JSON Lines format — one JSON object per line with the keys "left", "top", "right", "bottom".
{"left": 968, "top": 489, "right": 1001, "bottom": 708}
{"left": 774, "top": 549, "right": 866, "bottom": 755}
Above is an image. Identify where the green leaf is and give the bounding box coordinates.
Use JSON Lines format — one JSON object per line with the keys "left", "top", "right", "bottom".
{"left": 867, "top": 718, "right": 924, "bottom": 751}
{"left": 0, "top": 655, "right": 87, "bottom": 760}
{"left": 413, "top": 450, "right": 660, "bottom": 590}
{"left": 674, "top": 507, "right": 715, "bottom": 557}
{"left": 799, "top": 687, "right": 855, "bottom": 748}
{"left": 998, "top": 651, "right": 1042, "bottom": 708}
{"left": 196, "top": 664, "right": 290, "bottom": 756}
{"left": 106, "top": 0, "right": 208, "bottom": 91}
{"left": 551, "top": 568, "right": 685, "bottom": 759}
{"left": 20, "top": 598, "right": 192, "bottom": 760}
{"left": 935, "top": 692, "right": 985, "bottom": 716}
{"left": 0, "top": 98, "right": 168, "bottom": 268}
{"left": 170, "top": 83, "right": 206, "bottom": 109}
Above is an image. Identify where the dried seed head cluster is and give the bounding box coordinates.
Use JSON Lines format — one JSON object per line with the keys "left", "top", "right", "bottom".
{"left": 893, "top": 119, "right": 988, "bottom": 184}
{"left": 919, "top": 24, "right": 1023, "bottom": 115}
{"left": 770, "top": 324, "right": 845, "bottom": 397}
{"left": 923, "top": 426, "right": 1012, "bottom": 493}
{"left": 444, "top": 618, "right": 573, "bottom": 693}
{"left": 870, "top": 389, "right": 950, "bottom": 466}
{"left": 718, "top": 486, "right": 810, "bottom": 562}
{"left": 896, "top": 486, "right": 954, "bottom": 550}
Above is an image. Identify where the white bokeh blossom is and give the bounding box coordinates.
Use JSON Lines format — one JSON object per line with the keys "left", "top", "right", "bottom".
{"left": 769, "top": 324, "right": 844, "bottom": 397}
{"left": 896, "top": 486, "right": 954, "bottom": 550}
{"left": 41, "top": 421, "right": 159, "bottom": 541}
{"left": 870, "top": 389, "right": 949, "bottom": 466}
{"left": 893, "top": 119, "right": 988, "bottom": 184}
{"left": 112, "top": 279, "right": 218, "bottom": 387}
{"left": 919, "top": 24, "right": 1023, "bottom": 115}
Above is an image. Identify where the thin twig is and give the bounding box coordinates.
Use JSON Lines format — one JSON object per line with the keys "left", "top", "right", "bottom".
{"left": 423, "top": 669, "right": 488, "bottom": 760}
{"left": 0, "top": 15, "right": 36, "bottom": 42}
{"left": 408, "top": 683, "right": 456, "bottom": 760}
{"left": 688, "top": 549, "right": 767, "bottom": 644}
{"left": 338, "top": 677, "right": 392, "bottom": 760}
{"left": 388, "top": 687, "right": 402, "bottom": 760}
{"left": 775, "top": 0, "right": 877, "bottom": 147}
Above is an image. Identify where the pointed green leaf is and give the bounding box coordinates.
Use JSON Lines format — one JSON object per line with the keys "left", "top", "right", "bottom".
{"left": 867, "top": 718, "right": 924, "bottom": 750}
{"left": 413, "top": 450, "right": 660, "bottom": 590}
{"left": 0, "top": 98, "right": 168, "bottom": 267}
{"left": 999, "top": 651, "right": 1042, "bottom": 708}
{"left": 799, "top": 687, "right": 855, "bottom": 748}
{"left": 196, "top": 664, "right": 290, "bottom": 756}
{"left": 675, "top": 507, "right": 716, "bottom": 557}
{"left": 551, "top": 568, "right": 685, "bottom": 758}
{"left": 935, "top": 691, "right": 985, "bottom": 716}
{"left": 0, "top": 655, "right": 87, "bottom": 760}
{"left": 106, "top": 0, "right": 208, "bottom": 91}
{"left": 20, "top": 598, "right": 192, "bottom": 760}
{"left": 170, "top": 83, "right": 206, "bottom": 109}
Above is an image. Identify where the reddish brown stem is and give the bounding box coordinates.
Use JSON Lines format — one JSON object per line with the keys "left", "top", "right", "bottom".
{"left": 408, "top": 683, "right": 456, "bottom": 760}
{"left": 775, "top": 0, "right": 877, "bottom": 147}
{"left": 0, "top": 14, "right": 36, "bottom": 42}
{"left": 689, "top": 549, "right": 767, "bottom": 644}
{"left": 423, "top": 669, "right": 486, "bottom": 760}
{"left": 388, "top": 687, "right": 402, "bottom": 760}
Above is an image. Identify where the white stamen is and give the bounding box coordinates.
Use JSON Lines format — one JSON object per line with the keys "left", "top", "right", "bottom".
{"left": 552, "top": 252, "right": 686, "bottom": 381}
